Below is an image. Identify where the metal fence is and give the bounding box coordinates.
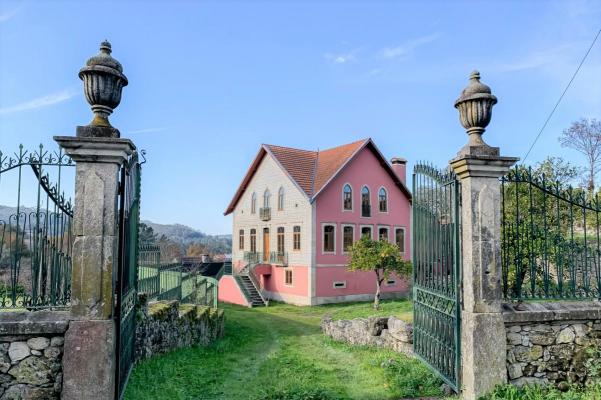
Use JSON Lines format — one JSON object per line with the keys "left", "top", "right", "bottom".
{"left": 138, "top": 245, "right": 218, "bottom": 308}
{"left": 501, "top": 166, "right": 601, "bottom": 301}
{"left": 0, "top": 145, "right": 74, "bottom": 310}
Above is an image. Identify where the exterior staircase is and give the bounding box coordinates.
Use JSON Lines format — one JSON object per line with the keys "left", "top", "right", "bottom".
{"left": 235, "top": 274, "right": 266, "bottom": 307}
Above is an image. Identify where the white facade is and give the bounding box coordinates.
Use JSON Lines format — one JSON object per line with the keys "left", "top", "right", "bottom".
{"left": 231, "top": 154, "right": 313, "bottom": 268}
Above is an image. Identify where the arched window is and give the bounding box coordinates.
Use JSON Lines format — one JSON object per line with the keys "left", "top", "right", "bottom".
{"left": 278, "top": 187, "right": 285, "bottom": 211}
{"left": 263, "top": 189, "right": 271, "bottom": 208}
{"left": 343, "top": 184, "right": 352, "bottom": 211}
{"left": 251, "top": 193, "right": 257, "bottom": 214}
{"left": 379, "top": 188, "right": 388, "bottom": 212}
{"left": 250, "top": 229, "right": 257, "bottom": 253}
{"left": 293, "top": 226, "right": 301, "bottom": 250}
{"left": 361, "top": 186, "right": 371, "bottom": 217}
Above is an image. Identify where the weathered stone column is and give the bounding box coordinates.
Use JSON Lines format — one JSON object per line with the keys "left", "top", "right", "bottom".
{"left": 54, "top": 40, "right": 132, "bottom": 400}
{"left": 449, "top": 71, "right": 518, "bottom": 400}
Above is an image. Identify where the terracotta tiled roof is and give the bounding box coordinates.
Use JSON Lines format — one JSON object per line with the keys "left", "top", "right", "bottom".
{"left": 224, "top": 138, "right": 411, "bottom": 215}
{"left": 264, "top": 145, "right": 318, "bottom": 196}
{"left": 313, "top": 139, "right": 367, "bottom": 195}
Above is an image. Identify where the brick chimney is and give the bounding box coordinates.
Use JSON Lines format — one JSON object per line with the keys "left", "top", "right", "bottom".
{"left": 391, "top": 157, "right": 407, "bottom": 184}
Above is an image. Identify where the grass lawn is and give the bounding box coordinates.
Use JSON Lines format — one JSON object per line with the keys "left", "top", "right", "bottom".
{"left": 125, "top": 299, "right": 443, "bottom": 400}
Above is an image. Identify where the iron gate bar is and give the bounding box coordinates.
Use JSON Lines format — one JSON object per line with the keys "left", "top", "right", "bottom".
{"left": 412, "top": 162, "right": 461, "bottom": 392}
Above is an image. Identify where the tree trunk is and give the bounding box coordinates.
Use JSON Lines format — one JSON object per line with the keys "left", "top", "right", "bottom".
{"left": 374, "top": 270, "right": 383, "bottom": 310}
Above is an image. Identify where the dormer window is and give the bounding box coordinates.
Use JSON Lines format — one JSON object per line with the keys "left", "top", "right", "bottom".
{"left": 343, "top": 184, "right": 352, "bottom": 211}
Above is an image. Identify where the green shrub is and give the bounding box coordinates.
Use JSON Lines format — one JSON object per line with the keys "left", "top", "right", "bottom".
{"left": 480, "top": 384, "right": 601, "bottom": 400}
{"left": 254, "top": 386, "right": 340, "bottom": 400}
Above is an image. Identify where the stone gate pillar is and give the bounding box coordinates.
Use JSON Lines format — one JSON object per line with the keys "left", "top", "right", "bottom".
{"left": 54, "top": 40, "right": 132, "bottom": 400}
{"left": 449, "top": 71, "right": 518, "bottom": 400}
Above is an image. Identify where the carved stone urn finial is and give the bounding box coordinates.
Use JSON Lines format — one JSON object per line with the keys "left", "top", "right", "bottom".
{"left": 454, "top": 70, "right": 497, "bottom": 150}
{"left": 78, "top": 40, "right": 128, "bottom": 133}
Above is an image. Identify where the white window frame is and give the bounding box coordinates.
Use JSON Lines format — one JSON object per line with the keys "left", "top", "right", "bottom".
{"left": 263, "top": 189, "right": 271, "bottom": 208}
{"left": 360, "top": 185, "right": 371, "bottom": 218}
{"left": 251, "top": 192, "right": 257, "bottom": 214}
{"left": 378, "top": 225, "right": 390, "bottom": 242}
{"left": 342, "top": 183, "right": 353, "bottom": 212}
{"left": 360, "top": 224, "right": 373, "bottom": 240}
{"left": 292, "top": 225, "right": 301, "bottom": 251}
{"left": 341, "top": 223, "right": 355, "bottom": 254}
{"left": 239, "top": 229, "right": 245, "bottom": 250}
{"left": 278, "top": 187, "right": 285, "bottom": 211}
{"left": 322, "top": 223, "right": 337, "bottom": 255}
{"left": 394, "top": 226, "right": 406, "bottom": 255}
{"left": 332, "top": 281, "right": 347, "bottom": 289}
{"left": 378, "top": 186, "right": 389, "bottom": 214}
{"left": 284, "top": 269, "right": 293, "bottom": 287}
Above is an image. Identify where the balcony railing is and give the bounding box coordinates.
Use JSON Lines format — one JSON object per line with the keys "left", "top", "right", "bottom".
{"left": 243, "top": 251, "right": 287, "bottom": 266}
{"left": 270, "top": 251, "right": 288, "bottom": 266}
{"left": 260, "top": 207, "right": 271, "bottom": 221}
{"left": 362, "top": 204, "right": 371, "bottom": 217}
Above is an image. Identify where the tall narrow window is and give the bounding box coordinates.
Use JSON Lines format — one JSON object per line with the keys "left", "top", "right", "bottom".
{"left": 361, "top": 186, "right": 370, "bottom": 217}
{"left": 278, "top": 187, "right": 285, "bottom": 211}
{"left": 263, "top": 189, "right": 271, "bottom": 208}
{"left": 293, "top": 226, "right": 301, "bottom": 250}
{"left": 250, "top": 229, "right": 257, "bottom": 253}
{"left": 343, "top": 184, "right": 353, "bottom": 211}
{"left": 379, "top": 188, "right": 388, "bottom": 212}
{"left": 277, "top": 227, "right": 285, "bottom": 254}
{"left": 323, "top": 225, "right": 335, "bottom": 253}
{"left": 379, "top": 227, "right": 389, "bottom": 242}
{"left": 361, "top": 226, "right": 372, "bottom": 239}
{"left": 285, "top": 269, "right": 293, "bottom": 285}
{"left": 251, "top": 192, "right": 257, "bottom": 214}
{"left": 239, "top": 229, "right": 245, "bottom": 250}
{"left": 395, "top": 228, "right": 405, "bottom": 254}
{"left": 343, "top": 226, "right": 354, "bottom": 252}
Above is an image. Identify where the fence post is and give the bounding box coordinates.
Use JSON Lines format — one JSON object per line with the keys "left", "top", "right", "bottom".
{"left": 449, "top": 71, "right": 518, "bottom": 400}
{"left": 54, "top": 41, "right": 133, "bottom": 400}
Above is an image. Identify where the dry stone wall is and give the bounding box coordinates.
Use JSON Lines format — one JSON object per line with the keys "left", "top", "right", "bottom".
{"left": 0, "top": 311, "right": 69, "bottom": 400}
{"left": 504, "top": 302, "right": 601, "bottom": 389}
{"left": 135, "top": 296, "right": 225, "bottom": 361}
{"left": 321, "top": 315, "right": 413, "bottom": 355}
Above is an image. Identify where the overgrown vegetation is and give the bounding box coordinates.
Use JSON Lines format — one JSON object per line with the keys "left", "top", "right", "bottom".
{"left": 481, "top": 384, "right": 601, "bottom": 400}
{"left": 125, "top": 300, "right": 441, "bottom": 400}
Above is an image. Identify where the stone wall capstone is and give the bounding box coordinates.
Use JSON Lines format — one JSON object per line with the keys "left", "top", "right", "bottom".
{"left": 135, "top": 296, "right": 225, "bottom": 361}
{"left": 321, "top": 315, "right": 413, "bottom": 355}
{"left": 504, "top": 302, "right": 601, "bottom": 389}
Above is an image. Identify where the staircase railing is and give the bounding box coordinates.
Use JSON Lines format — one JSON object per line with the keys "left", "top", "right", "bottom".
{"left": 239, "top": 252, "right": 267, "bottom": 305}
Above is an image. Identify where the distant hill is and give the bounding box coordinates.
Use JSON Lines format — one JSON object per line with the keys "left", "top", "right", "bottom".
{"left": 142, "top": 220, "right": 231, "bottom": 254}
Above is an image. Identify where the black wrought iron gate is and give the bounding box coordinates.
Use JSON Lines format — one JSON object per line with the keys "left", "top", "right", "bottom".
{"left": 412, "top": 162, "right": 461, "bottom": 392}
{"left": 115, "top": 152, "right": 141, "bottom": 399}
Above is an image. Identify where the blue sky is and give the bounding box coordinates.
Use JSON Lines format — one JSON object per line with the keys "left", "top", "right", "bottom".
{"left": 1, "top": 0, "right": 600, "bottom": 234}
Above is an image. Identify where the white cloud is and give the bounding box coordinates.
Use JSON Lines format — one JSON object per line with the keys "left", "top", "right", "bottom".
{"left": 497, "top": 44, "right": 576, "bottom": 72}
{"left": 324, "top": 49, "right": 359, "bottom": 64}
{"left": 0, "top": 88, "right": 78, "bottom": 115}
{"left": 0, "top": 2, "right": 23, "bottom": 23}
{"left": 380, "top": 33, "right": 439, "bottom": 60}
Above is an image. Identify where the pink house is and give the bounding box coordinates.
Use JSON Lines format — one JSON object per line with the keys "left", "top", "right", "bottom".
{"left": 220, "top": 138, "right": 412, "bottom": 306}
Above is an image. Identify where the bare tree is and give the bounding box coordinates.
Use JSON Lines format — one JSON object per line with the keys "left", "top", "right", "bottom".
{"left": 559, "top": 118, "right": 601, "bottom": 192}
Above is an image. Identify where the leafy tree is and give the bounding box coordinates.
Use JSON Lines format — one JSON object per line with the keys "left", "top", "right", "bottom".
{"left": 138, "top": 222, "right": 157, "bottom": 246}
{"left": 347, "top": 237, "right": 411, "bottom": 309}
{"left": 535, "top": 156, "right": 581, "bottom": 187}
{"left": 559, "top": 118, "right": 601, "bottom": 192}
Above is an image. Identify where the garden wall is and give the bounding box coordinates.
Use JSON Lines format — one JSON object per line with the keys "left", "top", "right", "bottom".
{"left": 0, "top": 311, "right": 69, "bottom": 399}
{"left": 321, "top": 315, "right": 413, "bottom": 355}
{"left": 503, "top": 301, "right": 601, "bottom": 388}
{"left": 135, "top": 296, "right": 225, "bottom": 361}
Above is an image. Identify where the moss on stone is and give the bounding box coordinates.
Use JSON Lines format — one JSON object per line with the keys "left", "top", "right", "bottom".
{"left": 148, "top": 301, "right": 178, "bottom": 321}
